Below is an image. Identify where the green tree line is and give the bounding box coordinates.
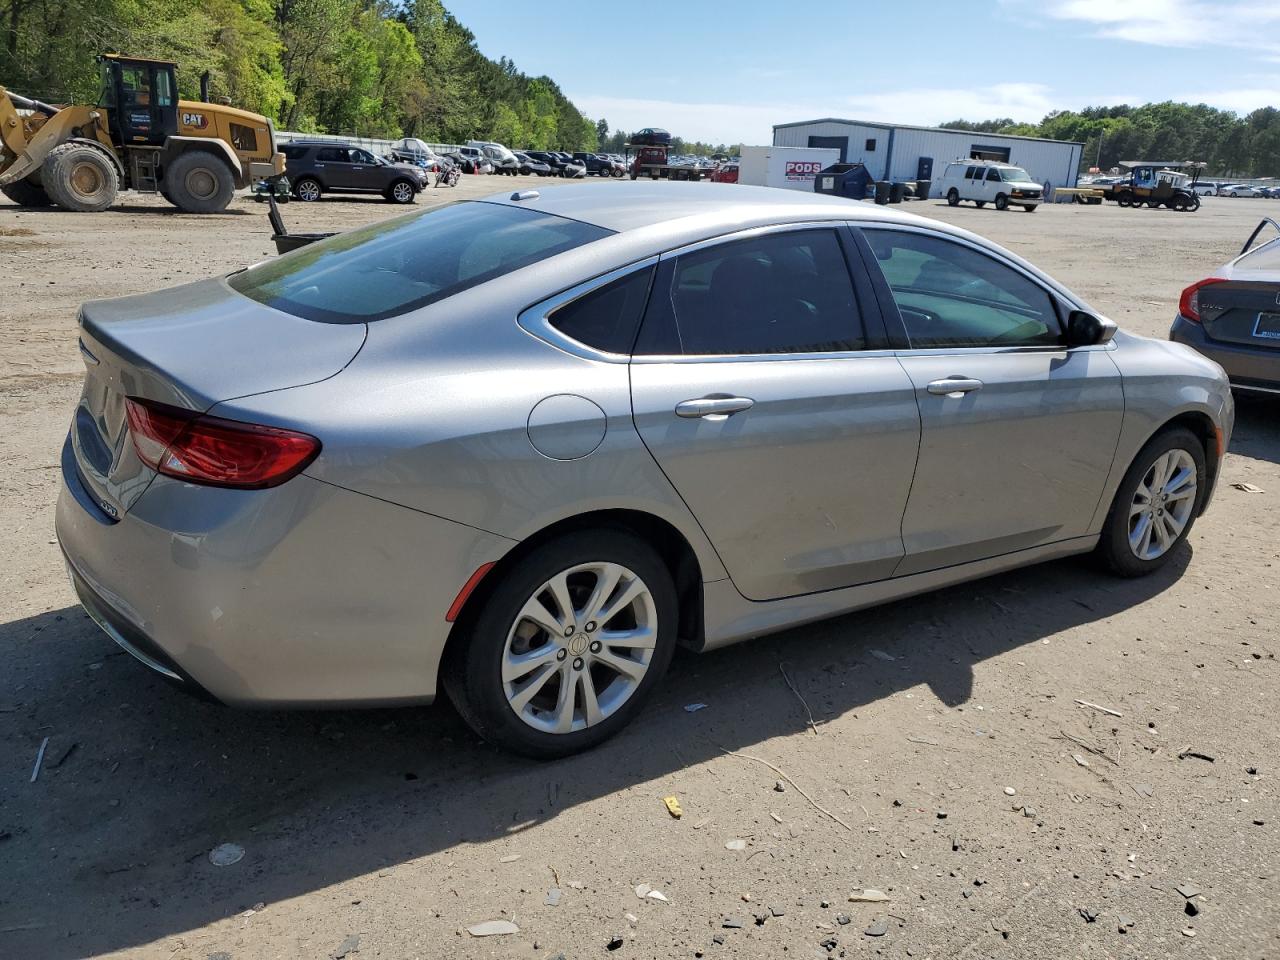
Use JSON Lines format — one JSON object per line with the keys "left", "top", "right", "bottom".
{"left": 0, "top": 0, "right": 599, "bottom": 148}
{"left": 941, "top": 102, "right": 1280, "bottom": 177}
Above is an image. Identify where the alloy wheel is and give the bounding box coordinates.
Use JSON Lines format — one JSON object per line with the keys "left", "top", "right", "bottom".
{"left": 1127, "top": 448, "right": 1197, "bottom": 560}
{"left": 502, "top": 561, "right": 657, "bottom": 734}
{"left": 392, "top": 181, "right": 414, "bottom": 202}
{"left": 297, "top": 180, "right": 320, "bottom": 201}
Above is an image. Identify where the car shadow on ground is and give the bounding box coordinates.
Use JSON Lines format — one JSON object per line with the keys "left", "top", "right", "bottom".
{"left": 1, "top": 546, "right": 1190, "bottom": 958}
{"left": 1230, "top": 392, "right": 1280, "bottom": 466}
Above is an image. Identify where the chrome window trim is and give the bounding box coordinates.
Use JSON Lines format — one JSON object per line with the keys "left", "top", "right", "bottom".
{"left": 516, "top": 256, "right": 660, "bottom": 363}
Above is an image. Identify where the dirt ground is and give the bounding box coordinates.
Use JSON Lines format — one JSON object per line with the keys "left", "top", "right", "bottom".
{"left": 2, "top": 178, "right": 1277, "bottom": 960}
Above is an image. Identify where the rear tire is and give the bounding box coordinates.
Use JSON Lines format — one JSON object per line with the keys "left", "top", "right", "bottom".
{"left": 1, "top": 175, "right": 52, "bottom": 207}
{"left": 947, "top": 188, "right": 960, "bottom": 206}
{"left": 41, "top": 142, "right": 118, "bottom": 212}
{"left": 163, "top": 151, "right": 235, "bottom": 213}
{"left": 443, "top": 530, "right": 678, "bottom": 759}
{"left": 1095, "top": 426, "right": 1206, "bottom": 578}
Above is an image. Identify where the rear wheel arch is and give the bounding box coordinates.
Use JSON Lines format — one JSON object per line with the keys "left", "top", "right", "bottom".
{"left": 443, "top": 509, "right": 706, "bottom": 668}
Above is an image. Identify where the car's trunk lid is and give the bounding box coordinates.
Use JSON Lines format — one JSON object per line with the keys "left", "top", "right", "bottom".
{"left": 1198, "top": 279, "right": 1280, "bottom": 350}
{"left": 71, "top": 277, "right": 366, "bottom": 518}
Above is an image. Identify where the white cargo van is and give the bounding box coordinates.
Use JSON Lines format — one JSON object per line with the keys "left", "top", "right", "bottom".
{"left": 935, "top": 160, "right": 1042, "bottom": 211}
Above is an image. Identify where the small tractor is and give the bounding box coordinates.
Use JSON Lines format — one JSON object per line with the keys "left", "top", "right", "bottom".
{"left": 1, "top": 54, "right": 284, "bottom": 213}
{"left": 1106, "top": 161, "right": 1204, "bottom": 212}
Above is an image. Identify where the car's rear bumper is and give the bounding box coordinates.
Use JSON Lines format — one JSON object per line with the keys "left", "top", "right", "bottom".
{"left": 1171, "top": 315, "right": 1280, "bottom": 393}
{"left": 56, "top": 434, "right": 516, "bottom": 707}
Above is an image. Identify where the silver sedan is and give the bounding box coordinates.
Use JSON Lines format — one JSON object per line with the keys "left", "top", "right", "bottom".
{"left": 57, "top": 183, "right": 1233, "bottom": 757}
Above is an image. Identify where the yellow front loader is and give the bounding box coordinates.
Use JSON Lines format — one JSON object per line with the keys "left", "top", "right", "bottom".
{"left": 1, "top": 54, "right": 283, "bottom": 213}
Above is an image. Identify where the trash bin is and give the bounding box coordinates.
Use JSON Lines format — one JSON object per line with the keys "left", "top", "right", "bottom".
{"left": 874, "top": 180, "right": 891, "bottom": 204}
{"left": 812, "top": 162, "right": 874, "bottom": 199}
{"left": 889, "top": 182, "right": 907, "bottom": 204}
{"left": 915, "top": 179, "right": 931, "bottom": 200}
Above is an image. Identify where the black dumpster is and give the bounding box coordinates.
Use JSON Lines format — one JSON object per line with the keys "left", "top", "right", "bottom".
{"left": 889, "top": 182, "right": 907, "bottom": 203}
{"left": 915, "top": 179, "right": 931, "bottom": 200}
{"left": 812, "top": 162, "right": 874, "bottom": 199}
{"left": 874, "top": 180, "right": 891, "bottom": 204}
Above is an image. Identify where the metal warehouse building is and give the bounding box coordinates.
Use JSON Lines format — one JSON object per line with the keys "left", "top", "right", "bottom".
{"left": 773, "top": 118, "right": 1084, "bottom": 196}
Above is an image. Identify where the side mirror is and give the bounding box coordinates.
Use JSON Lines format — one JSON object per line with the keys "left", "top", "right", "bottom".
{"left": 1065, "top": 310, "right": 1117, "bottom": 347}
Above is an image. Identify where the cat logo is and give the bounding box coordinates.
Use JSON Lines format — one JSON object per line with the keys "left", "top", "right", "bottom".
{"left": 181, "top": 112, "right": 209, "bottom": 129}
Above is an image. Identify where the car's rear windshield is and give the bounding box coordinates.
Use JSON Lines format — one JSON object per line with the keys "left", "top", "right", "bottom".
{"left": 229, "top": 202, "right": 612, "bottom": 323}
{"left": 1236, "top": 237, "right": 1280, "bottom": 274}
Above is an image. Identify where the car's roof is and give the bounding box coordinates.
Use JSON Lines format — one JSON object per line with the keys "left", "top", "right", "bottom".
{"left": 481, "top": 181, "right": 931, "bottom": 234}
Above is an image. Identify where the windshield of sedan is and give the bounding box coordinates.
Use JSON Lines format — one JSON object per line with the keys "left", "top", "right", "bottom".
{"left": 999, "top": 167, "right": 1032, "bottom": 182}
{"left": 229, "top": 202, "right": 612, "bottom": 323}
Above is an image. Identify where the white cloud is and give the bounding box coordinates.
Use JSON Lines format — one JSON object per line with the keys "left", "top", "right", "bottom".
{"left": 1049, "top": 0, "right": 1280, "bottom": 53}
{"left": 1175, "top": 86, "right": 1280, "bottom": 114}
{"left": 572, "top": 84, "right": 1062, "bottom": 146}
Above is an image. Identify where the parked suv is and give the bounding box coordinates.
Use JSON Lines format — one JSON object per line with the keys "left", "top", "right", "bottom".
{"left": 281, "top": 141, "right": 428, "bottom": 203}
{"left": 936, "top": 160, "right": 1043, "bottom": 212}
{"left": 572, "top": 152, "right": 617, "bottom": 177}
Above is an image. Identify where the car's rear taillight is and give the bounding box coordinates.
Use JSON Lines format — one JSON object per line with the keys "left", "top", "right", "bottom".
{"left": 125, "top": 397, "right": 320, "bottom": 489}
{"left": 1178, "top": 277, "right": 1227, "bottom": 323}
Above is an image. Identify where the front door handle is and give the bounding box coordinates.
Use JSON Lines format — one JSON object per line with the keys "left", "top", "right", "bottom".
{"left": 926, "top": 377, "right": 984, "bottom": 397}
{"left": 675, "top": 396, "right": 755, "bottom": 419}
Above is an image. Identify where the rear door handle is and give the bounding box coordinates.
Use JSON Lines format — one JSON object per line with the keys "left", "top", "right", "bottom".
{"left": 675, "top": 396, "right": 755, "bottom": 419}
{"left": 926, "top": 377, "right": 984, "bottom": 397}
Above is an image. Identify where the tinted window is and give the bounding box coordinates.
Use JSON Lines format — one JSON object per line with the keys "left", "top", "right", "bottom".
{"left": 316, "top": 147, "right": 347, "bottom": 162}
{"left": 964, "top": 166, "right": 976, "bottom": 180}
{"left": 548, "top": 266, "right": 656, "bottom": 354}
{"left": 864, "top": 229, "right": 1061, "bottom": 349}
{"left": 986, "top": 168, "right": 1002, "bottom": 182}
{"left": 351, "top": 149, "right": 376, "bottom": 164}
{"left": 230, "top": 202, "right": 612, "bottom": 324}
{"left": 280, "top": 144, "right": 308, "bottom": 160}
{"left": 865, "top": 138, "right": 877, "bottom": 151}
{"left": 637, "top": 230, "right": 864, "bottom": 356}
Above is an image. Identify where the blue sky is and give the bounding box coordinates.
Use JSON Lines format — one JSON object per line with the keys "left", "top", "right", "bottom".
{"left": 446, "top": 0, "right": 1280, "bottom": 145}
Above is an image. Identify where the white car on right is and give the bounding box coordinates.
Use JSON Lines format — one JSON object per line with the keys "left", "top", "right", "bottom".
{"left": 935, "top": 160, "right": 1043, "bottom": 212}
{"left": 1217, "top": 183, "right": 1261, "bottom": 197}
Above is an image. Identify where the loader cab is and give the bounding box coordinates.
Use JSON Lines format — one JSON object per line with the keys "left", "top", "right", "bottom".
{"left": 98, "top": 55, "right": 178, "bottom": 147}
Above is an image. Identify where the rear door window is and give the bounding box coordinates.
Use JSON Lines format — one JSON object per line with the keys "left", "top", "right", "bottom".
{"left": 229, "top": 202, "right": 612, "bottom": 323}
{"left": 636, "top": 229, "right": 865, "bottom": 355}
{"left": 316, "top": 147, "right": 348, "bottom": 163}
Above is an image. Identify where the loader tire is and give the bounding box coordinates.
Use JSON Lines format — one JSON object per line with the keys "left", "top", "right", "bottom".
{"left": 164, "top": 151, "right": 235, "bottom": 213}
{"left": 41, "top": 143, "right": 118, "bottom": 212}
{"left": 1, "top": 176, "right": 52, "bottom": 207}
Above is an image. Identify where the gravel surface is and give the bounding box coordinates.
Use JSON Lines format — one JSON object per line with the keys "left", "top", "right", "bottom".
{"left": 1, "top": 180, "right": 1277, "bottom": 959}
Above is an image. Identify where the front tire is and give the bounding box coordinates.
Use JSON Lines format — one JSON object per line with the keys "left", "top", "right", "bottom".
{"left": 164, "top": 152, "right": 235, "bottom": 213}
{"left": 1096, "top": 427, "right": 1205, "bottom": 577}
{"left": 444, "top": 530, "right": 678, "bottom": 759}
{"left": 947, "top": 188, "right": 960, "bottom": 206}
{"left": 994, "top": 193, "right": 1009, "bottom": 211}
{"left": 385, "top": 179, "right": 416, "bottom": 204}
{"left": 41, "top": 142, "right": 118, "bottom": 212}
